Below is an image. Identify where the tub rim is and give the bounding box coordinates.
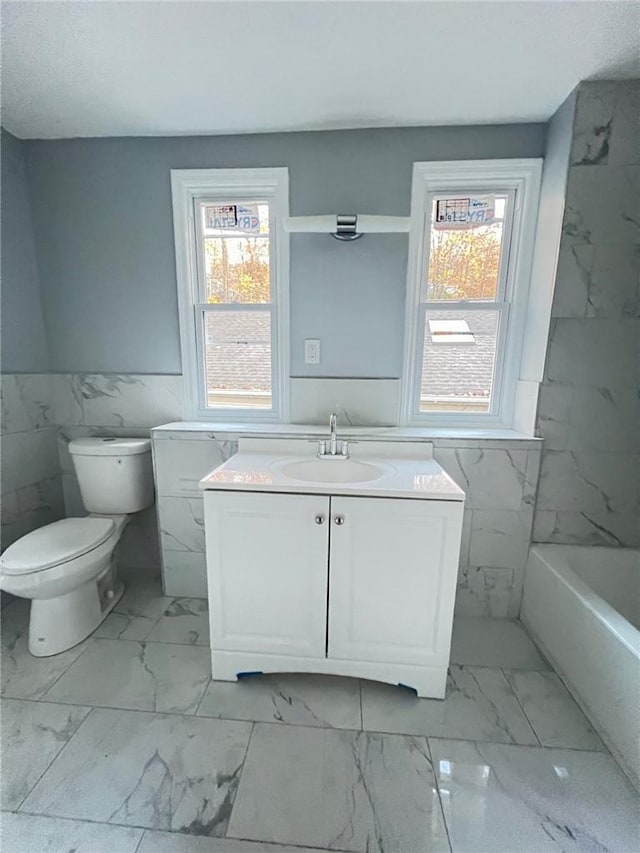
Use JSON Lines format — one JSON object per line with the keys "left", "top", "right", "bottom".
{"left": 527, "top": 544, "right": 640, "bottom": 658}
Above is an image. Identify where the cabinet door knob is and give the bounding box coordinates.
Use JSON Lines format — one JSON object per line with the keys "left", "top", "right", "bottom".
{"left": 334, "top": 515, "right": 345, "bottom": 526}
{"left": 314, "top": 515, "right": 325, "bottom": 525}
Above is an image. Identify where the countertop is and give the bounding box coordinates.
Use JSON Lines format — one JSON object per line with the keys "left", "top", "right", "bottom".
{"left": 199, "top": 438, "right": 465, "bottom": 501}
{"left": 154, "top": 421, "right": 541, "bottom": 446}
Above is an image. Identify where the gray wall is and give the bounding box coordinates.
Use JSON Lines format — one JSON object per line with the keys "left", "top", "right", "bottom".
{"left": 23, "top": 124, "right": 546, "bottom": 375}
{"left": 533, "top": 80, "right": 640, "bottom": 548}
{"left": 0, "top": 134, "right": 63, "bottom": 555}
{"left": 1, "top": 131, "right": 49, "bottom": 372}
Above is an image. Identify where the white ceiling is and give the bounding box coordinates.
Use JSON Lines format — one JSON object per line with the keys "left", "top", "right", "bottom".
{"left": 2, "top": 0, "right": 639, "bottom": 139}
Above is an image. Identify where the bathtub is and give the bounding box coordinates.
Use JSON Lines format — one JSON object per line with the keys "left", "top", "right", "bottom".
{"left": 522, "top": 544, "right": 640, "bottom": 789}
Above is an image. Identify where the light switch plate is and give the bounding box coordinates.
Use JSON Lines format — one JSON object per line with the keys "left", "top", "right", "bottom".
{"left": 304, "top": 339, "right": 321, "bottom": 364}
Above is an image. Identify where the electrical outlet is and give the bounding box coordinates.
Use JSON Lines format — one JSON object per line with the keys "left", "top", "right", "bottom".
{"left": 304, "top": 338, "right": 320, "bottom": 364}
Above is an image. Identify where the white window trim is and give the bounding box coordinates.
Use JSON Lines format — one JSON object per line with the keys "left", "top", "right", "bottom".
{"left": 171, "top": 168, "right": 290, "bottom": 421}
{"left": 400, "top": 158, "right": 542, "bottom": 429}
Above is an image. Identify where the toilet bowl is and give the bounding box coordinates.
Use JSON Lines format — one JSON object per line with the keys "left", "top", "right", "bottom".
{"left": 0, "top": 437, "right": 154, "bottom": 656}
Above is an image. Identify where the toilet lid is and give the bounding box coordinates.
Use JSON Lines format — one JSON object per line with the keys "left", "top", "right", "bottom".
{"left": 0, "top": 517, "right": 115, "bottom": 575}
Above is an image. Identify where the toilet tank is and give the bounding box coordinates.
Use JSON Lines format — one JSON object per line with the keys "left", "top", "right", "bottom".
{"left": 68, "top": 438, "right": 154, "bottom": 515}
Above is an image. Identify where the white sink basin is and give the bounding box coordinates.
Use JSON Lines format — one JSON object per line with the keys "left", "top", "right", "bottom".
{"left": 200, "top": 438, "right": 466, "bottom": 501}
{"left": 276, "top": 458, "right": 387, "bottom": 484}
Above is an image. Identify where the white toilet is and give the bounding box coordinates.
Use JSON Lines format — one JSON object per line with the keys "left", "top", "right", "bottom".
{"left": 0, "top": 437, "right": 154, "bottom": 657}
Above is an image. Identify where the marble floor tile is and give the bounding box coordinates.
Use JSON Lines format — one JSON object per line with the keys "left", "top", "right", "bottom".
{"left": 505, "top": 670, "right": 605, "bottom": 750}
{"left": 450, "top": 616, "right": 550, "bottom": 670}
{"left": 44, "top": 638, "right": 210, "bottom": 714}
{"left": 145, "top": 597, "right": 210, "bottom": 645}
{"left": 139, "top": 828, "right": 329, "bottom": 852}
{"left": 1, "top": 598, "right": 90, "bottom": 700}
{"left": 0, "top": 699, "right": 90, "bottom": 809}
{"left": 361, "top": 667, "right": 537, "bottom": 745}
{"left": 22, "top": 708, "right": 252, "bottom": 836}
{"left": 430, "top": 739, "right": 640, "bottom": 852}
{"left": 0, "top": 812, "right": 142, "bottom": 853}
{"left": 93, "top": 578, "right": 171, "bottom": 641}
{"left": 197, "top": 674, "right": 361, "bottom": 730}
{"left": 228, "top": 723, "right": 449, "bottom": 853}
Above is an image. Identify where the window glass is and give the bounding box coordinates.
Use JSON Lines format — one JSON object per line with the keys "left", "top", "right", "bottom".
{"left": 201, "top": 202, "right": 270, "bottom": 303}
{"left": 424, "top": 195, "right": 507, "bottom": 301}
{"left": 203, "top": 310, "right": 272, "bottom": 409}
{"left": 420, "top": 309, "right": 500, "bottom": 413}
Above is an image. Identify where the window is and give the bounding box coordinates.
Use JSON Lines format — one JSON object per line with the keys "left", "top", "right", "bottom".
{"left": 171, "top": 169, "right": 289, "bottom": 420}
{"left": 401, "top": 160, "right": 542, "bottom": 427}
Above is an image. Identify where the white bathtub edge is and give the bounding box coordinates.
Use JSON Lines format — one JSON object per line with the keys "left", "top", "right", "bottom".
{"left": 528, "top": 545, "right": 640, "bottom": 657}
{"left": 523, "top": 544, "right": 640, "bottom": 792}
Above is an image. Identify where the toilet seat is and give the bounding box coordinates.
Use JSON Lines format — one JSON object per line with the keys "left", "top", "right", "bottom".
{"left": 0, "top": 517, "right": 115, "bottom": 576}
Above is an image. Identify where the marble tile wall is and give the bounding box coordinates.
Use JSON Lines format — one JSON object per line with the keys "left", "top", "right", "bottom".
{"left": 433, "top": 444, "right": 542, "bottom": 618}
{"left": 534, "top": 80, "right": 640, "bottom": 548}
{"left": 289, "top": 377, "right": 400, "bottom": 425}
{"left": 3, "top": 372, "right": 543, "bottom": 615}
{"left": 153, "top": 432, "right": 238, "bottom": 597}
{"left": 153, "top": 428, "right": 542, "bottom": 616}
{"left": 1, "top": 375, "right": 64, "bottom": 551}
{"left": 49, "top": 373, "right": 184, "bottom": 430}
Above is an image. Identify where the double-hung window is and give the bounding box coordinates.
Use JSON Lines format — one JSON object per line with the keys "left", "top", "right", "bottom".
{"left": 171, "top": 168, "right": 289, "bottom": 420}
{"left": 401, "top": 160, "right": 542, "bottom": 428}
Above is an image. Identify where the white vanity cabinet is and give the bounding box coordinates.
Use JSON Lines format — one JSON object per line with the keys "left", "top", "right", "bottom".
{"left": 327, "top": 496, "right": 463, "bottom": 670}
{"left": 205, "top": 491, "right": 329, "bottom": 659}
{"left": 204, "top": 488, "right": 464, "bottom": 698}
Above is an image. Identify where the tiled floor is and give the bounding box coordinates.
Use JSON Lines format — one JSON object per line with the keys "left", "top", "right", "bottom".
{"left": 1, "top": 579, "right": 638, "bottom": 853}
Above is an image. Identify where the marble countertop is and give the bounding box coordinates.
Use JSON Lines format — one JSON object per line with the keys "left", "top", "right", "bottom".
{"left": 154, "top": 421, "right": 540, "bottom": 442}
{"left": 199, "top": 438, "right": 466, "bottom": 501}
{"left": 153, "top": 421, "right": 542, "bottom": 450}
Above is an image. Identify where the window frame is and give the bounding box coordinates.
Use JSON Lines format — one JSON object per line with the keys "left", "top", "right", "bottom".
{"left": 171, "top": 168, "right": 290, "bottom": 421}
{"left": 400, "top": 159, "right": 542, "bottom": 428}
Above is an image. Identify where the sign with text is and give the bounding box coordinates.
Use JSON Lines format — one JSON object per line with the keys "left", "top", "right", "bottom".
{"left": 434, "top": 196, "right": 496, "bottom": 230}
{"left": 205, "top": 203, "right": 262, "bottom": 233}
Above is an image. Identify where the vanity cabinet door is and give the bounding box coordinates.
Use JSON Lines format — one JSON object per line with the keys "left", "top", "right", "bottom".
{"left": 327, "top": 496, "right": 464, "bottom": 667}
{"left": 205, "top": 491, "right": 330, "bottom": 658}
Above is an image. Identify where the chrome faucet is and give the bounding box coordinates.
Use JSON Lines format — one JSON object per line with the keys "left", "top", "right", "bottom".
{"left": 318, "top": 413, "right": 349, "bottom": 459}
{"left": 329, "top": 413, "right": 337, "bottom": 455}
